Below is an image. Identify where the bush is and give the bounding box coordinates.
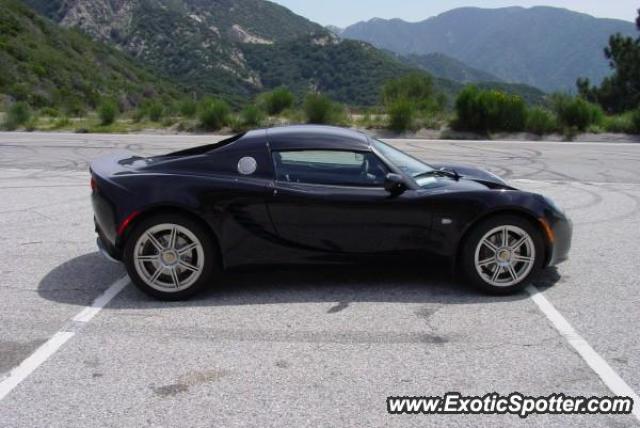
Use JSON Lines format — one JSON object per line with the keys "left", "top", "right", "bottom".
{"left": 198, "top": 98, "right": 230, "bottom": 131}
{"left": 98, "top": 100, "right": 118, "bottom": 126}
{"left": 41, "top": 107, "right": 59, "bottom": 117}
{"left": 387, "top": 98, "right": 416, "bottom": 132}
{"left": 240, "top": 105, "right": 265, "bottom": 128}
{"left": 51, "top": 116, "right": 71, "bottom": 130}
{"left": 552, "top": 95, "right": 603, "bottom": 132}
{"left": 147, "top": 102, "right": 164, "bottom": 122}
{"left": 525, "top": 107, "right": 557, "bottom": 135}
{"left": 4, "top": 102, "right": 31, "bottom": 130}
{"left": 262, "top": 87, "right": 294, "bottom": 115}
{"left": 383, "top": 72, "right": 434, "bottom": 107}
{"left": 454, "top": 86, "right": 527, "bottom": 133}
{"left": 178, "top": 98, "right": 197, "bottom": 118}
{"left": 602, "top": 114, "right": 635, "bottom": 134}
{"left": 631, "top": 109, "right": 640, "bottom": 134}
{"left": 303, "top": 93, "right": 345, "bottom": 125}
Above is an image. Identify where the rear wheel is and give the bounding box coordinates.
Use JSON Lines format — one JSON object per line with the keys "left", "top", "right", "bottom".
{"left": 461, "top": 215, "right": 544, "bottom": 294}
{"left": 123, "top": 213, "right": 218, "bottom": 300}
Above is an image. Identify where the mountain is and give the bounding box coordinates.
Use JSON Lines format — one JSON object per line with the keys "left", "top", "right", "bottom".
{"left": 22, "top": 0, "right": 470, "bottom": 106}
{"left": 0, "top": 0, "right": 181, "bottom": 112}
{"left": 398, "top": 53, "right": 502, "bottom": 83}
{"left": 23, "top": 0, "right": 326, "bottom": 103}
{"left": 12, "top": 0, "right": 547, "bottom": 108}
{"left": 341, "top": 6, "right": 638, "bottom": 92}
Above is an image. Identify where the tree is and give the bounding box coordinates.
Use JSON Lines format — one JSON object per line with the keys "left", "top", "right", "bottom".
{"left": 577, "top": 9, "right": 640, "bottom": 113}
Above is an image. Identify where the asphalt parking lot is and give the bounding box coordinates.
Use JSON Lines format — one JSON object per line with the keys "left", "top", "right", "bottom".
{"left": 1, "top": 132, "right": 639, "bottom": 427}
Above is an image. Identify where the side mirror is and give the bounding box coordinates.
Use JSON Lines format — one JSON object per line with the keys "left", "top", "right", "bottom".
{"left": 384, "top": 173, "right": 406, "bottom": 194}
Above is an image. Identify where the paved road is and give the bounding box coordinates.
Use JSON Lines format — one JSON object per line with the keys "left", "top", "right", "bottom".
{"left": 1, "top": 132, "right": 639, "bottom": 427}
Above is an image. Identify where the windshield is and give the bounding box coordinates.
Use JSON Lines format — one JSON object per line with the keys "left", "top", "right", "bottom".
{"left": 372, "top": 139, "right": 438, "bottom": 186}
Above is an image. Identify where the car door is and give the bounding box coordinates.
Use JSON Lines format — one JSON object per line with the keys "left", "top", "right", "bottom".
{"left": 266, "top": 149, "right": 433, "bottom": 255}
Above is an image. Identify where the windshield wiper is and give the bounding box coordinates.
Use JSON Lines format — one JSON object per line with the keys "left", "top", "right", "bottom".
{"left": 414, "top": 168, "right": 461, "bottom": 180}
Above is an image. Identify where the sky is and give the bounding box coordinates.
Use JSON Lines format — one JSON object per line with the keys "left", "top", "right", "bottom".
{"left": 270, "top": 0, "right": 637, "bottom": 27}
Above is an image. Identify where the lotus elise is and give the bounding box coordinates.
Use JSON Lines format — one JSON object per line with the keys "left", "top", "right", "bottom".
{"left": 91, "top": 125, "right": 572, "bottom": 300}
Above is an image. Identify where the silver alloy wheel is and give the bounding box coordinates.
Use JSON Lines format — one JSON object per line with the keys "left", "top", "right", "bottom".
{"left": 474, "top": 225, "right": 536, "bottom": 287}
{"left": 133, "top": 223, "right": 205, "bottom": 293}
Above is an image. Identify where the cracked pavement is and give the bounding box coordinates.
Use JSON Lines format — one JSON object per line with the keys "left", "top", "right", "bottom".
{"left": 0, "top": 132, "right": 639, "bottom": 427}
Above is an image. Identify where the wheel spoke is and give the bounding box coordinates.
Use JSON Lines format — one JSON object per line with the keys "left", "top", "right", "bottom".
{"left": 178, "top": 260, "right": 199, "bottom": 273}
{"left": 146, "top": 232, "right": 165, "bottom": 251}
{"left": 149, "top": 266, "right": 164, "bottom": 284}
{"left": 477, "top": 257, "right": 495, "bottom": 267}
{"left": 482, "top": 239, "right": 499, "bottom": 253}
{"left": 513, "top": 254, "right": 532, "bottom": 264}
{"left": 138, "top": 254, "right": 160, "bottom": 262}
{"left": 491, "top": 266, "right": 502, "bottom": 283}
{"left": 177, "top": 242, "right": 198, "bottom": 255}
{"left": 501, "top": 227, "right": 509, "bottom": 247}
{"left": 510, "top": 236, "right": 527, "bottom": 251}
{"left": 168, "top": 227, "right": 178, "bottom": 250}
{"left": 170, "top": 268, "right": 181, "bottom": 288}
{"left": 506, "top": 264, "right": 518, "bottom": 281}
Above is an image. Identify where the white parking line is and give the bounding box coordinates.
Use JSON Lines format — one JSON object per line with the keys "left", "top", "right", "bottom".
{"left": 0, "top": 276, "right": 129, "bottom": 401}
{"left": 527, "top": 285, "right": 640, "bottom": 421}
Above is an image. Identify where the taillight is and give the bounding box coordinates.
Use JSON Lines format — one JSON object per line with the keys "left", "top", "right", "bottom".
{"left": 90, "top": 176, "right": 97, "bottom": 192}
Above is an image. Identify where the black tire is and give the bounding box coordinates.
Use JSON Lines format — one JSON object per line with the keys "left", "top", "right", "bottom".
{"left": 461, "top": 214, "right": 545, "bottom": 295}
{"left": 123, "top": 212, "right": 219, "bottom": 301}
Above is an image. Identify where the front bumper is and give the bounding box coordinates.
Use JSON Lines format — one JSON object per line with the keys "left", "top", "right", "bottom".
{"left": 546, "top": 215, "right": 572, "bottom": 266}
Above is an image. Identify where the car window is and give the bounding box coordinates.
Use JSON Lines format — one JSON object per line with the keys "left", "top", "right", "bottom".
{"left": 273, "top": 150, "right": 387, "bottom": 187}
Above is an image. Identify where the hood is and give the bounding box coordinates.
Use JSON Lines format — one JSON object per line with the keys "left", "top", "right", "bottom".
{"left": 430, "top": 163, "right": 517, "bottom": 190}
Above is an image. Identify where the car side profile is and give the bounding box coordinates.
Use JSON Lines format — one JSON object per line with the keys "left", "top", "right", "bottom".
{"left": 90, "top": 125, "right": 572, "bottom": 300}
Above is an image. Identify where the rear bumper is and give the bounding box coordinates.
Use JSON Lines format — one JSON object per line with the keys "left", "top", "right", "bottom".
{"left": 97, "top": 236, "right": 121, "bottom": 263}
{"left": 92, "top": 182, "right": 124, "bottom": 261}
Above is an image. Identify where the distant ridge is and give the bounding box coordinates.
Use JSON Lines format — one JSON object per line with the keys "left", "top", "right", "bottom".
{"left": 342, "top": 6, "right": 637, "bottom": 91}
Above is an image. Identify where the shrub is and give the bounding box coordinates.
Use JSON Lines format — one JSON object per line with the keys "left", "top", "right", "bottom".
{"left": 178, "top": 98, "right": 197, "bottom": 118}
{"left": 63, "top": 98, "right": 86, "bottom": 117}
{"left": 525, "top": 107, "right": 557, "bottom": 135}
{"left": 4, "top": 102, "right": 31, "bottom": 130}
{"left": 240, "top": 104, "right": 265, "bottom": 128}
{"left": 303, "top": 93, "right": 346, "bottom": 125}
{"left": 631, "top": 109, "right": 640, "bottom": 134}
{"left": 383, "top": 72, "right": 434, "bottom": 108}
{"left": 41, "top": 107, "right": 59, "bottom": 117}
{"left": 147, "top": 102, "right": 164, "bottom": 122}
{"left": 387, "top": 98, "right": 416, "bottom": 132}
{"left": 262, "top": 87, "right": 294, "bottom": 115}
{"left": 552, "top": 95, "right": 603, "bottom": 132}
{"left": 453, "top": 86, "right": 526, "bottom": 133}
{"left": 198, "top": 98, "right": 230, "bottom": 131}
{"left": 98, "top": 100, "right": 118, "bottom": 126}
{"left": 51, "top": 116, "right": 71, "bottom": 130}
{"left": 602, "top": 114, "right": 634, "bottom": 134}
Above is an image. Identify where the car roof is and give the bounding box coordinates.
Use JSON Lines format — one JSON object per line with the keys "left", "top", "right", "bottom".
{"left": 249, "top": 125, "right": 372, "bottom": 151}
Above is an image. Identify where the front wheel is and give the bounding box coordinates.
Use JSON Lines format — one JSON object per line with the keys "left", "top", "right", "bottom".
{"left": 461, "top": 215, "right": 544, "bottom": 294}
{"left": 123, "top": 213, "right": 218, "bottom": 300}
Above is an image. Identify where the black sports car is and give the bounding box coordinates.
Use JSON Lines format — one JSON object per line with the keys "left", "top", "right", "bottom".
{"left": 91, "top": 125, "right": 572, "bottom": 300}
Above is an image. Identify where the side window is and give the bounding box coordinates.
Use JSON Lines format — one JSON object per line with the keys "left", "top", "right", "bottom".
{"left": 272, "top": 150, "right": 387, "bottom": 187}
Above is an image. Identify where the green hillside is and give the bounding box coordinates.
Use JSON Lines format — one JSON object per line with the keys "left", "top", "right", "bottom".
{"left": 0, "top": 0, "right": 182, "bottom": 112}
{"left": 242, "top": 36, "right": 420, "bottom": 106}
{"left": 399, "top": 53, "right": 502, "bottom": 83}
{"left": 23, "top": 0, "right": 327, "bottom": 105}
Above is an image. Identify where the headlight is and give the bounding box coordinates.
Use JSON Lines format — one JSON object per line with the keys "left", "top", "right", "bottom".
{"left": 543, "top": 196, "right": 565, "bottom": 214}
